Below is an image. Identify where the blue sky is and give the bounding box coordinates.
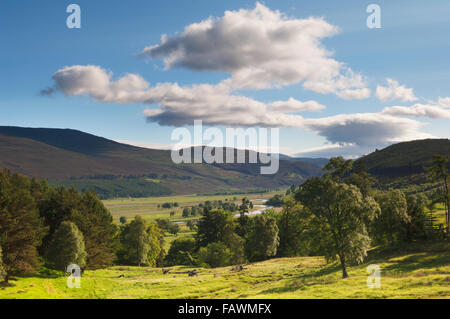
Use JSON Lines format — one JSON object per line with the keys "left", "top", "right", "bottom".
{"left": 1, "top": 0, "right": 450, "bottom": 157}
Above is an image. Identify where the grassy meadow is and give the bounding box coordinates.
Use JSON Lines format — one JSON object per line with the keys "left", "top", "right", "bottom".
{"left": 103, "top": 192, "right": 279, "bottom": 250}
{"left": 1, "top": 242, "right": 448, "bottom": 299}
{"left": 103, "top": 191, "right": 278, "bottom": 221}
{"left": 1, "top": 191, "right": 447, "bottom": 299}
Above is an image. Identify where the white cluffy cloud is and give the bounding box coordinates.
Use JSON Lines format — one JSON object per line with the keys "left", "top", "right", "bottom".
{"left": 140, "top": 2, "right": 370, "bottom": 98}
{"left": 382, "top": 104, "right": 450, "bottom": 119}
{"left": 376, "top": 78, "right": 418, "bottom": 102}
{"left": 50, "top": 64, "right": 431, "bottom": 156}
{"left": 303, "top": 113, "right": 431, "bottom": 146}
{"left": 52, "top": 65, "right": 318, "bottom": 128}
{"left": 381, "top": 96, "right": 450, "bottom": 119}
{"left": 268, "top": 98, "right": 326, "bottom": 113}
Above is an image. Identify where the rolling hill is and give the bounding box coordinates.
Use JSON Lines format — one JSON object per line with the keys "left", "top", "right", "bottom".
{"left": 355, "top": 139, "right": 450, "bottom": 182}
{"left": 0, "top": 126, "right": 322, "bottom": 198}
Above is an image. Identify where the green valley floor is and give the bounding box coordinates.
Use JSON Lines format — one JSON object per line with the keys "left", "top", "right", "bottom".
{"left": 1, "top": 242, "right": 448, "bottom": 299}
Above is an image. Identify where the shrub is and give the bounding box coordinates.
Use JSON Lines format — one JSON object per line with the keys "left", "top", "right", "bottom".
{"left": 197, "top": 242, "right": 232, "bottom": 268}
{"left": 165, "top": 238, "right": 197, "bottom": 266}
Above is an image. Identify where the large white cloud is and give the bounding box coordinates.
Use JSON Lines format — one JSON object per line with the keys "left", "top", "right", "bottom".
{"left": 51, "top": 65, "right": 312, "bottom": 127}
{"left": 53, "top": 65, "right": 151, "bottom": 103}
{"left": 50, "top": 64, "right": 432, "bottom": 156}
{"left": 303, "top": 113, "right": 432, "bottom": 146}
{"left": 140, "top": 2, "right": 370, "bottom": 98}
{"left": 376, "top": 78, "right": 418, "bottom": 102}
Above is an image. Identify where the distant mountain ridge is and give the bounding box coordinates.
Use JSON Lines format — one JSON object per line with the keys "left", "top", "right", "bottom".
{"left": 0, "top": 126, "right": 129, "bottom": 155}
{"left": 0, "top": 126, "right": 323, "bottom": 197}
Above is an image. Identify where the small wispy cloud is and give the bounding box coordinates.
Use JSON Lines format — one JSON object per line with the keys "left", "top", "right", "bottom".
{"left": 376, "top": 78, "right": 418, "bottom": 102}
{"left": 39, "top": 86, "right": 55, "bottom": 96}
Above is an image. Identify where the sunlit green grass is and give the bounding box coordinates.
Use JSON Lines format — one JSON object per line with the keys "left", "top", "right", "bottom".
{"left": 1, "top": 242, "right": 448, "bottom": 299}
{"left": 103, "top": 192, "right": 277, "bottom": 222}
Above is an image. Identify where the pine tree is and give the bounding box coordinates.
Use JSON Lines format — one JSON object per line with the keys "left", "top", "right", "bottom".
{"left": 71, "top": 191, "right": 117, "bottom": 269}
{"left": 46, "top": 221, "right": 87, "bottom": 271}
{"left": 195, "top": 209, "right": 234, "bottom": 248}
{"left": 36, "top": 185, "right": 80, "bottom": 253}
{"left": 0, "top": 170, "right": 47, "bottom": 282}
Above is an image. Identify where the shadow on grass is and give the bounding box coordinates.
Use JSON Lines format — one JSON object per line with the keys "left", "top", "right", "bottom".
{"left": 382, "top": 252, "right": 450, "bottom": 273}
{"left": 258, "top": 263, "right": 342, "bottom": 295}
{"left": 19, "top": 268, "right": 65, "bottom": 279}
{"left": 259, "top": 241, "right": 449, "bottom": 295}
{"left": 364, "top": 241, "right": 450, "bottom": 273}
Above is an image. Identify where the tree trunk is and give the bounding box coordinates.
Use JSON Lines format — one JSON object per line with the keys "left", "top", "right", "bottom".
{"left": 339, "top": 254, "right": 349, "bottom": 278}
{"left": 444, "top": 175, "right": 449, "bottom": 231}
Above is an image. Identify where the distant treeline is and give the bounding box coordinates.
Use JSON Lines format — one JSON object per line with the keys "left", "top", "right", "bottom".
{"left": 50, "top": 177, "right": 172, "bottom": 199}
{"left": 196, "top": 188, "right": 270, "bottom": 196}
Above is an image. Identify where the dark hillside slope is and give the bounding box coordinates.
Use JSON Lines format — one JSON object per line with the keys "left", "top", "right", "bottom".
{"left": 356, "top": 139, "right": 450, "bottom": 180}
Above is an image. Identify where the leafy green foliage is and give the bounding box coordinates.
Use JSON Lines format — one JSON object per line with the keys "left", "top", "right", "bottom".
{"left": 266, "top": 194, "right": 284, "bottom": 207}
{"left": 165, "top": 238, "right": 197, "bottom": 266}
{"left": 117, "top": 216, "right": 164, "bottom": 266}
{"left": 405, "top": 193, "right": 429, "bottom": 241}
{"left": 276, "top": 198, "right": 312, "bottom": 257}
{"left": 46, "top": 221, "right": 87, "bottom": 271}
{"left": 246, "top": 215, "right": 280, "bottom": 262}
{"left": 373, "top": 190, "right": 410, "bottom": 245}
{"left": 323, "top": 156, "right": 353, "bottom": 182}
{"left": 155, "top": 218, "right": 180, "bottom": 235}
{"left": 296, "top": 174, "right": 380, "bottom": 278}
{"left": 346, "top": 160, "right": 377, "bottom": 198}
{"left": 197, "top": 242, "right": 232, "bottom": 268}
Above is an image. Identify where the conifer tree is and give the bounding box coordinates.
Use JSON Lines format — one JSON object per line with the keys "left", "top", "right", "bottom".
{"left": 71, "top": 191, "right": 117, "bottom": 269}
{"left": 0, "top": 170, "right": 47, "bottom": 282}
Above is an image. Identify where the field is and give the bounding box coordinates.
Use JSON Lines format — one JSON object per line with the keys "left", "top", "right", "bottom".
{"left": 103, "top": 191, "right": 278, "bottom": 221}
{"left": 1, "top": 242, "right": 448, "bottom": 299}
{"left": 103, "top": 192, "right": 279, "bottom": 250}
